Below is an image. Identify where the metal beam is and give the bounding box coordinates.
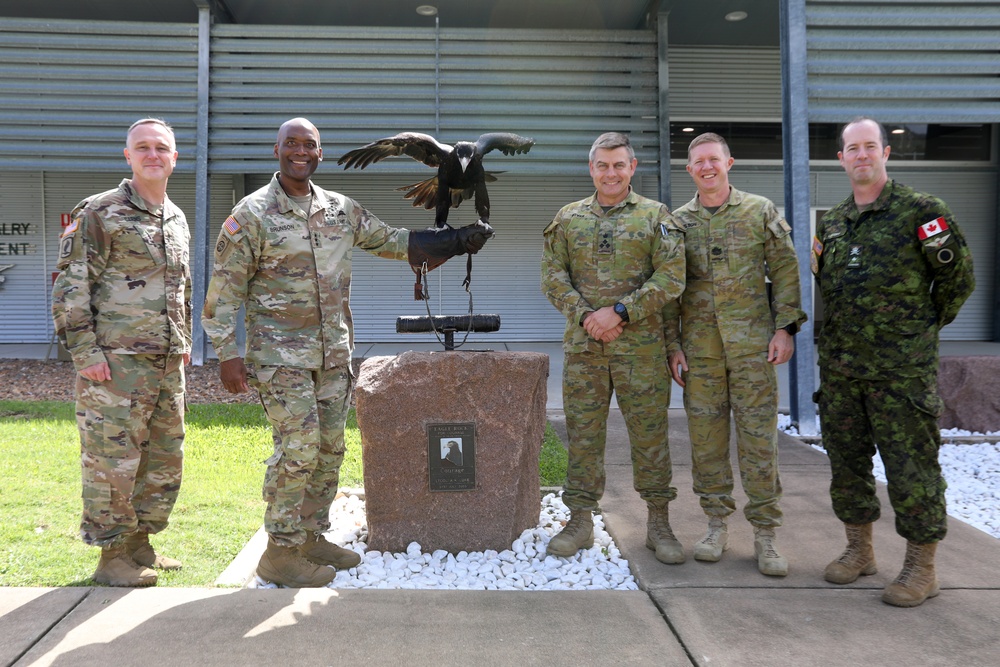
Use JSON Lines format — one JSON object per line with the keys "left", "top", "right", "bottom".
{"left": 657, "top": 5, "right": 671, "bottom": 208}
{"left": 780, "top": 0, "right": 818, "bottom": 435}
{"left": 190, "top": 3, "right": 211, "bottom": 365}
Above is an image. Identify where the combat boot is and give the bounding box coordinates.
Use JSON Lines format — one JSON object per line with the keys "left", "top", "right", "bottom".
{"left": 547, "top": 509, "right": 594, "bottom": 557}
{"left": 124, "top": 531, "right": 182, "bottom": 570}
{"left": 882, "top": 541, "right": 940, "bottom": 607}
{"left": 93, "top": 543, "right": 157, "bottom": 587}
{"left": 257, "top": 536, "right": 337, "bottom": 588}
{"left": 753, "top": 527, "right": 788, "bottom": 576}
{"left": 693, "top": 516, "right": 729, "bottom": 562}
{"left": 824, "top": 522, "right": 876, "bottom": 584}
{"left": 299, "top": 531, "right": 362, "bottom": 569}
{"left": 646, "top": 506, "right": 685, "bottom": 564}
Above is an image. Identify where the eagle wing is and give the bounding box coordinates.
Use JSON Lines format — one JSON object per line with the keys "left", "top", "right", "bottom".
{"left": 337, "top": 132, "right": 452, "bottom": 170}
{"left": 475, "top": 133, "right": 535, "bottom": 157}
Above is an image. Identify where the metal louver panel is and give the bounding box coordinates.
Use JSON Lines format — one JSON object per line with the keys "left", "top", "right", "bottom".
{"left": 208, "top": 25, "right": 660, "bottom": 175}
{"left": 667, "top": 47, "right": 783, "bottom": 120}
{"left": 806, "top": 1, "right": 1000, "bottom": 122}
{"left": 0, "top": 18, "right": 199, "bottom": 171}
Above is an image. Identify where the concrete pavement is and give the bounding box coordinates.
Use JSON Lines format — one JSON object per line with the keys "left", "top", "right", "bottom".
{"left": 3, "top": 360, "right": 1000, "bottom": 665}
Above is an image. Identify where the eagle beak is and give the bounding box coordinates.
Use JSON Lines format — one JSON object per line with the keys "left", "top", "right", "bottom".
{"left": 459, "top": 156, "right": 471, "bottom": 172}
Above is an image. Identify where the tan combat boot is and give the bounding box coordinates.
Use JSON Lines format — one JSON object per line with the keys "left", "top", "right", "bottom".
{"left": 646, "top": 506, "right": 685, "bottom": 564}
{"left": 753, "top": 527, "right": 788, "bottom": 576}
{"left": 547, "top": 509, "right": 594, "bottom": 557}
{"left": 882, "top": 541, "right": 940, "bottom": 607}
{"left": 93, "top": 543, "right": 157, "bottom": 587}
{"left": 693, "top": 516, "right": 729, "bottom": 562}
{"left": 300, "top": 531, "right": 361, "bottom": 569}
{"left": 124, "top": 531, "right": 182, "bottom": 570}
{"left": 257, "top": 536, "right": 337, "bottom": 588}
{"left": 824, "top": 522, "right": 877, "bottom": 584}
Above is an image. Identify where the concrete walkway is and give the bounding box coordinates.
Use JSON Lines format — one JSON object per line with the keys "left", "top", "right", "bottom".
{"left": 3, "top": 405, "right": 999, "bottom": 665}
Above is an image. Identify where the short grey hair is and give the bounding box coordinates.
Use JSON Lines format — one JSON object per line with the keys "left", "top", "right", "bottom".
{"left": 589, "top": 132, "right": 634, "bottom": 162}
{"left": 126, "top": 118, "right": 176, "bottom": 147}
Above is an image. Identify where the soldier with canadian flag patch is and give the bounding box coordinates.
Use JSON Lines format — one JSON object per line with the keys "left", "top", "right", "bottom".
{"left": 813, "top": 117, "right": 975, "bottom": 609}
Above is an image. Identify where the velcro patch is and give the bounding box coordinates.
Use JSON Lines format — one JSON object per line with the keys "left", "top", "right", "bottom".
{"left": 918, "top": 217, "right": 948, "bottom": 240}
{"left": 223, "top": 215, "right": 242, "bottom": 235}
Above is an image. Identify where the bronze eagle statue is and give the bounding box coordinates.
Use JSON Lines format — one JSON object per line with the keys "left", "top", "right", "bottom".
{"left": 337, "top": 132, "right": 535, "bottom": 228}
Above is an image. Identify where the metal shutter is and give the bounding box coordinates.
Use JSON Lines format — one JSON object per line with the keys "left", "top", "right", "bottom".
{"left": 0, "top": 18, "right": 198, "bottom": 171}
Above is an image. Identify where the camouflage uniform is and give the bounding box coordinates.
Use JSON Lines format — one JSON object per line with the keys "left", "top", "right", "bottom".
{"left": 541, "top": 189, "right": 685, "bottom": 511}
{"left": 52, "top": 179, "right": 190, "bottom": 547}
{"left": 664, "top": 188, "right": 806, "bottom": 527}
{"left": 814, "top": 180, "right": 975, "bottom": 543}
{"left": 202, "top": 173, "right": 409, "bottom": 547}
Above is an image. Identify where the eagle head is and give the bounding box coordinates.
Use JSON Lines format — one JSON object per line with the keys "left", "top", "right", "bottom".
{"left": 454, "top": 142, "right": 475, "bottom": 172}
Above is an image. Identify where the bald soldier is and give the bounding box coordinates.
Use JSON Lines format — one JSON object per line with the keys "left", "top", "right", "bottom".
{"left": 665, "top": 132, "right": 806, "bottom": 576}
{"left": 52, "top": 118, "right": 190, "bottom": 587}
{"left": 202, "top": 118, "right": 492, "bottom": 588}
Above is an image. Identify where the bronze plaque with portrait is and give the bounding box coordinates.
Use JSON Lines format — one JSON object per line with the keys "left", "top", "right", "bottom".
{"left": 427, "top": 422, "right": 476, "bottom": 492}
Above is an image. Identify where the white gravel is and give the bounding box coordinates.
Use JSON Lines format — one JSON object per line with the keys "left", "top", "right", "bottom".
{"left": 250, "top": 421, "right": 998, "bottom": 590}
{"left": 249, "top": 493, "right": 639, "bottom": 591}
{"left": 779, "top": 415, "right": 1000, "bottom": 540}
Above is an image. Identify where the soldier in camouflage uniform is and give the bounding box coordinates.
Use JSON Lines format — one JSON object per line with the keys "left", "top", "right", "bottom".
{"left": 51, "top": 118, "right": 190, "bottom": 587}
{"left": 664, "top": 133, "right": 806, "bottom": 576}
{"left": 541, "top": 132, "right": 687, "bottom": 563}
{"left": 202, "top": 118, "right": 492, "bottom": 588}
{"left": 815, "top": 117, "right": 975, "bottom": 607}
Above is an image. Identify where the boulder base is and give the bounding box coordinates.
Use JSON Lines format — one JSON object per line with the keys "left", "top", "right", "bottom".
{"left": 938, "top": 355, "right": 1000, "bottom": 433}
{"left": 355, "top": 351, "right": 548, "bottom": 553}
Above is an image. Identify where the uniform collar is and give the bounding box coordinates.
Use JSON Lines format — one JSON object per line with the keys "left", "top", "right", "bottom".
{"left": 119, "top": 178, "right": 177, "bottom": 220}
{"left": 586, "top": 187, "right": 640, "bottom": 214}
{"left": 691, "top": 186, "right": 743, "bottom": 215}
{"left": 268, "top": 172, "right": 331, "bottom": 217}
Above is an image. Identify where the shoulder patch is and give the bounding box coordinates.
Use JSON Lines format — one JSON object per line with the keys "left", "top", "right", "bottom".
{"left": 918, "top": 217, "right": 948, "bottom": 240}
{"left": 223, "top": 215, "right": 242, "bottom": 236}
{"left": 543, "top": 219, "right": 560, "bottom": 235}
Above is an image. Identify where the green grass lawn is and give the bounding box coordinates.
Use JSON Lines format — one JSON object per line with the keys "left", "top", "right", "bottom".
{"left": 0, "top": 400, "right": 566, "bottom": 587}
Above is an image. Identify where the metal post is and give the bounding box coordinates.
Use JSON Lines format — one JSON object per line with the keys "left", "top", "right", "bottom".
{"left": 656, "top": 7, "right": 672, "bottom": 209}
{"left": 190, "top": 3, "right": 212, "bottom": 365}
{"left": 780, "top": 0, "right": 818, "bottom": 434}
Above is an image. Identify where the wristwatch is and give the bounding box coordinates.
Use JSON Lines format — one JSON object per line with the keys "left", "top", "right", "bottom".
{"left": 613, "top": 302, "right": 630, "bottom": 323}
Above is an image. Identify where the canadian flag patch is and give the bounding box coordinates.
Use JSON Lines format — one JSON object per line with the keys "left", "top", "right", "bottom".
{"left": 918, "top": 217, "right": 949, "bottom": 240}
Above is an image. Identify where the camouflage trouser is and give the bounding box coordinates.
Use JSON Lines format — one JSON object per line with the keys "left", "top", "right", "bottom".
{"left": 816, "top": 368, "right": 947, "bottom": 544}
{"left": 76, "top": 353, "right": 185, "bottom": 547}
{"left": 683, "top": 352, "right": 782, "bottom": 527}
{"left": 562, "top": 350, "right": 674, "bottom": 512}
{"left": 250, "top": 364, "right": 352, "bottom": 547}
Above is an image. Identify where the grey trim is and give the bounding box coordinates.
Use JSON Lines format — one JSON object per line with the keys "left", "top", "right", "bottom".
{"left": 781, "top": 0, "right": 818, "bottom": 433}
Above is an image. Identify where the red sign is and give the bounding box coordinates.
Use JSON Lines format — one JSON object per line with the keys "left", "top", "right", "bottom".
{"left": 60, "top": 213, "right": 71, "bottom": 227}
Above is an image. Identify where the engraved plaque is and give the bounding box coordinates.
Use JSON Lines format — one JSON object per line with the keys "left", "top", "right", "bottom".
{"left": 427, "top": 422, "right": 476, "bottom": 492}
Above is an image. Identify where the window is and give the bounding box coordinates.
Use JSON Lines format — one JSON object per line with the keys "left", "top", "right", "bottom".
{"left": 671, "top": 122, "right": 992, "bottom": 162}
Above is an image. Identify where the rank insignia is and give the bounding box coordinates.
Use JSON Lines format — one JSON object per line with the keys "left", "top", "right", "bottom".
{"left": 847, "top": 244, "right": 862, "bottom": 268}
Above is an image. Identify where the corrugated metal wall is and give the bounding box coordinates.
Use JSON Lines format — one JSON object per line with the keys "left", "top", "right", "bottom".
{"left": 0, "top": 18, "right": 199, "bottom": 171}
{"left": 668, "top": 47, "right": 783, "bottom": 121}
{"left": 208, "top": 25, "right": 660, "bottom": 175}
{"left": 806, "top": 0, "right": 1000, "bottom": 122}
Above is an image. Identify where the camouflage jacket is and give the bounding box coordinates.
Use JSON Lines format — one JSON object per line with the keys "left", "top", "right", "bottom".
{"left": 815, "top": 179, "right": 975, "bottom": 379}
{"left": 51, "top": 179, "right": 191, "bottom": 371}
{"left": 541, "top": 189, "right": 685, "bottom": 356}
{"left": 663, "top": 188, "right": 806, "bottom": 359}
{"left": 202, "top": 173, "right": 409, "bottom": 370}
